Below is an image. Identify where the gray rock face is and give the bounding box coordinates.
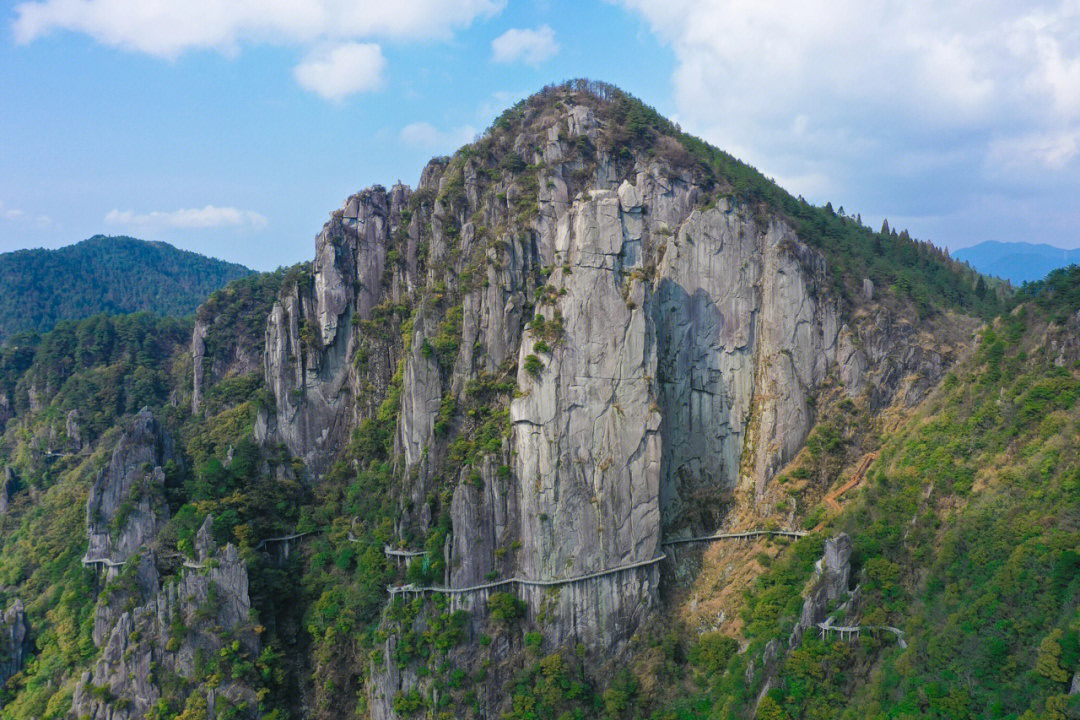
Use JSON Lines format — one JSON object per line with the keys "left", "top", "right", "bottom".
{"left": 74, "top": 530, "right": 258, "bottom": 720}
{"left": 0, "top": 599, "right": 31, "bottom": 686}
{"left": 66, "top": 409, "right": 83, "bottom": 451}
{"left": 0, "top": 466, "right": 16, "bottom": 515}
{"left": 83, "top": 409, "right": 171, "bottom": 571}
{"left": 259, "top": 184, "right": 411, "bottom": 474}
{"left": 654, "top": 200, "right": 839, "bottom": 528}
{"left": 191, "top": 286, "right": 270, "bottom": 415}
{"left": 511, "top": 188, "right": 661, "bottom": 582}
{"left": 247, "top": 94, "right": 964, "bottom": 717}
{"left": 0, "top": 391, "right": 11, "bottom": 431}
{"left": 791, "top": 533, "right": 852, "bottom": 646}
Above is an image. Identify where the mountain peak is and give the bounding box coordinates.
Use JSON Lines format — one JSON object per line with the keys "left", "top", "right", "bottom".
{"left": 0, "top": 236, "right": 253, "bottom": 341}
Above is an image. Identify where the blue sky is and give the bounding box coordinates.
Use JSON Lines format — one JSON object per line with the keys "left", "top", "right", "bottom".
{"left": 3, "top": 1, "right": 1080, "bottom": 270}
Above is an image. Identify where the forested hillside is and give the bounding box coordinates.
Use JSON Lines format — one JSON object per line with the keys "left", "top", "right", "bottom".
{"left": 0, "top": 236, "right": 252, "bottom": 342}
{"left": 651, "top": 265, "right": 1080, "bottom": 720}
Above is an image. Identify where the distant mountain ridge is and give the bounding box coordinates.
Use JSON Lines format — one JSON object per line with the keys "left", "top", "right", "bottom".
{"left": 954, "top": 240, "right": 1080, "bottom": 284}
{"left": 0, "top": 235, "right": 253, "bottom": 342}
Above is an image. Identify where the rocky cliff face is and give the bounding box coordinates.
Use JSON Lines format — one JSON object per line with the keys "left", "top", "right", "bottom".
{"left": 192, "top": 274, "right": 283, "bottom": 416}
{"left": 83, "top": 409, "right": 171, "bottom": 572}
{"left": 257, "top": 184, "right": 411, "bottom": 472}
{"left": 0, "top": 599, "right": 31, "bottom": 687}
{"left": 792, "top": 533, "right": 853, "bottom": 646}
{"left": 74, "top": 517, "right": 259, "bottom": 720}
{"left": 248, "top": 86, "right": 964, "bottom": 718}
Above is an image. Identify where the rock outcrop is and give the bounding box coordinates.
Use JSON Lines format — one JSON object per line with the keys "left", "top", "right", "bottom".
{"left": 0, "top": 466, "right": 17, "bottom": 515}
{"left": 83, "top": 409, "right": 171, "bottom": 571}
{"left": 258, "top": 184, "right": 411, "bottom": 473}
{"left": 0, "top": 599, "right": 31, "bottom": 686}
{"left": 191, "top": 281, "right": 273, "bottom": 415}
{"left": 791, "top": 533, "right": 853, "bottom": 646}
{"left": 74, "top": 518, "right": 259, "bottom": 720}
{"left": 247, "top": 86, "right": 965, "bottom": 718}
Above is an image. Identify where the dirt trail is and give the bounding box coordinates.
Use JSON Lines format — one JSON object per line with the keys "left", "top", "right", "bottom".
{"left": 814, "top": 452, "right": 877, "bottom": 531}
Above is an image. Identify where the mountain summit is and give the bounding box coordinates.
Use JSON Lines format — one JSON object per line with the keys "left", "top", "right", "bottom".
{"left": 0, "top": 82, "right": 1074, "bottom": 720}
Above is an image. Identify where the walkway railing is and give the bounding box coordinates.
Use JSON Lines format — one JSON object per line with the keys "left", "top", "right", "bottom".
{"left": 662, "top": 529, "right": 807, "bottom": 547}
{"left": 384, "top": 546, "right": 427, "bottom": 558}
{"left": 388, "top": 553, "right": 667, "bottom": 596}
{"left": 383, "top": 527, "right": 808, "bottom": 595}
{"left": 254, "top": 529, "right": 322, "bottom": 551}
{"left": 81, "top": 555, "right": 125, "bottom": 569}
{"left": 818, "top": 618, "right": 907, "bottom": 649}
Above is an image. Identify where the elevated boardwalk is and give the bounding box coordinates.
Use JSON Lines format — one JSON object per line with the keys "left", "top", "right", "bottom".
{"left": 388, "top": 553, "right": 666, "bottom": 596}
{"left": 663, "top": 529, "right": 807, "bottom": 547}
{"left": 81, "top": 555, "right": 125, "bottom": 569}
{"left": 384, "top": 546, "right": 427, "bottom": 558}
{"left": 385, "top": 527, "right": 808, "bottom": 596}
{"left": 254, "top": 529, "right": 322, "bottom": 551}
{"left": 818, "top": 618, "right": 907, "bottom": 649}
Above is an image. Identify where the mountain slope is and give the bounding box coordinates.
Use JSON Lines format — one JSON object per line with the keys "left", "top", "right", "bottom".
{"left": 0, "top": 235, "right": 253, "bottom": 342}
{"left": 953, "top": 240, "right": 1080, "bottom": 284}
{"left": 0, "top": 80, "right": 1057, "bottom": 720}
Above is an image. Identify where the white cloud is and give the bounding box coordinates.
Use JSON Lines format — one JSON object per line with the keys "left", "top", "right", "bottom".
{"left": 105, "top": 205, "right": 267, "bottom": 231}
{"left": 491, "top": 25, "right": 559, "bottom": 65}
{"left": 0, "top": 201, "right": 26, "bottom": 221}
{"left": 399, "top": 121, "right": 478, "bottom": 150}
{"left": 294, "top": 43, "right": 385, "bottom": 100}
{"left": 13, "top": 0, "right": 504, "bottom": 57}
{"left": 614, "top": 0, "right": 1080, "bottom": 248}
{"left": 615, "top": 1, "right": 1080, "bottom": 169}
{"left": 13, "top": 0, "right": 503, "bottom": 98}
{"left": 988, "top": 129, "right": 1080, "bottom": 171}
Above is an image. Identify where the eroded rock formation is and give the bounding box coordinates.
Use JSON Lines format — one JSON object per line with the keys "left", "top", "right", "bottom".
{"left": 249, "top": 88, "right": 963, "bottom": 717}
{"left": 74, "top": 517, "right": 259, "bottom": 720}
{"left": 83, "top": 409, "right": 171, "bottom": 571}
{"left": 0, "top": 599, "right": 31, "bottom": 686}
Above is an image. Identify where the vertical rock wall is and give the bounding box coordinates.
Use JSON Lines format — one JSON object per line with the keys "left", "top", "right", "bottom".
{"left": 250, "top": 92, "right": 961, "bottom": 718}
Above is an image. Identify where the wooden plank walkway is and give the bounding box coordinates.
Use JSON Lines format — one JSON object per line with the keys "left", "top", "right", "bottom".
{"left": 384, "top": 546, "right": 427, "bottom": 558}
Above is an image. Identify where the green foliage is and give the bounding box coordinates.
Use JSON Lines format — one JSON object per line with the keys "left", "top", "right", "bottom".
{"left": 757, "top": 290, "right": 1080, "bottom": 719}
{"left": 503, "top": 652, "right": 595, "bottom": 720}
{"left": 0, "top": 312, "right": 190, "bottom": 441}
{"left": 689, "top": 632, "right": 739, "bottom": 676}
{"left": 487, "top": 592, "right": 526, "bottom": 623}
{"left": 0, "top": 235, "right": 251, "bottom": 342}
{"left": 1013, "top": 265, "right": 1080, "bottom": 324}
{"left": 523, "top": 354, "right": 544, "bottom": 378}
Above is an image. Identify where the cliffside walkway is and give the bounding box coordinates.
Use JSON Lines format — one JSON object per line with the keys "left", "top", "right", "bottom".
{"left": 383, "top": 527, "right": 810, "bottom": 596}
{"left": 81, "top": 555, "right": 126, "bottom": 569}
{"left": 818, "top": 618, "right": 907, "bottom": 649}
{"left": 387, "top": 553, "right": 667, "bottom": 596}
{"left": 254, "top": 529, "right": 322, "bottom": 551}
{"left": 662, "top": 529, "right": 807, "bottom": 547}
{"left": 383, "top": 546, "right": 426, "bottom": 558}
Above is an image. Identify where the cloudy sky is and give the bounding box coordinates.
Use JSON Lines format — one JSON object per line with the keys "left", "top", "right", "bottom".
{"left": 3, "top": 0, "right": 1079, "bottom": 269}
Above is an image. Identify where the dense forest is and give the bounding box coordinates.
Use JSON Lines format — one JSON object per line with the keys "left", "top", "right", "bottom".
{"left": 0, "top": 236, "right": 252, "bottom": 342}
